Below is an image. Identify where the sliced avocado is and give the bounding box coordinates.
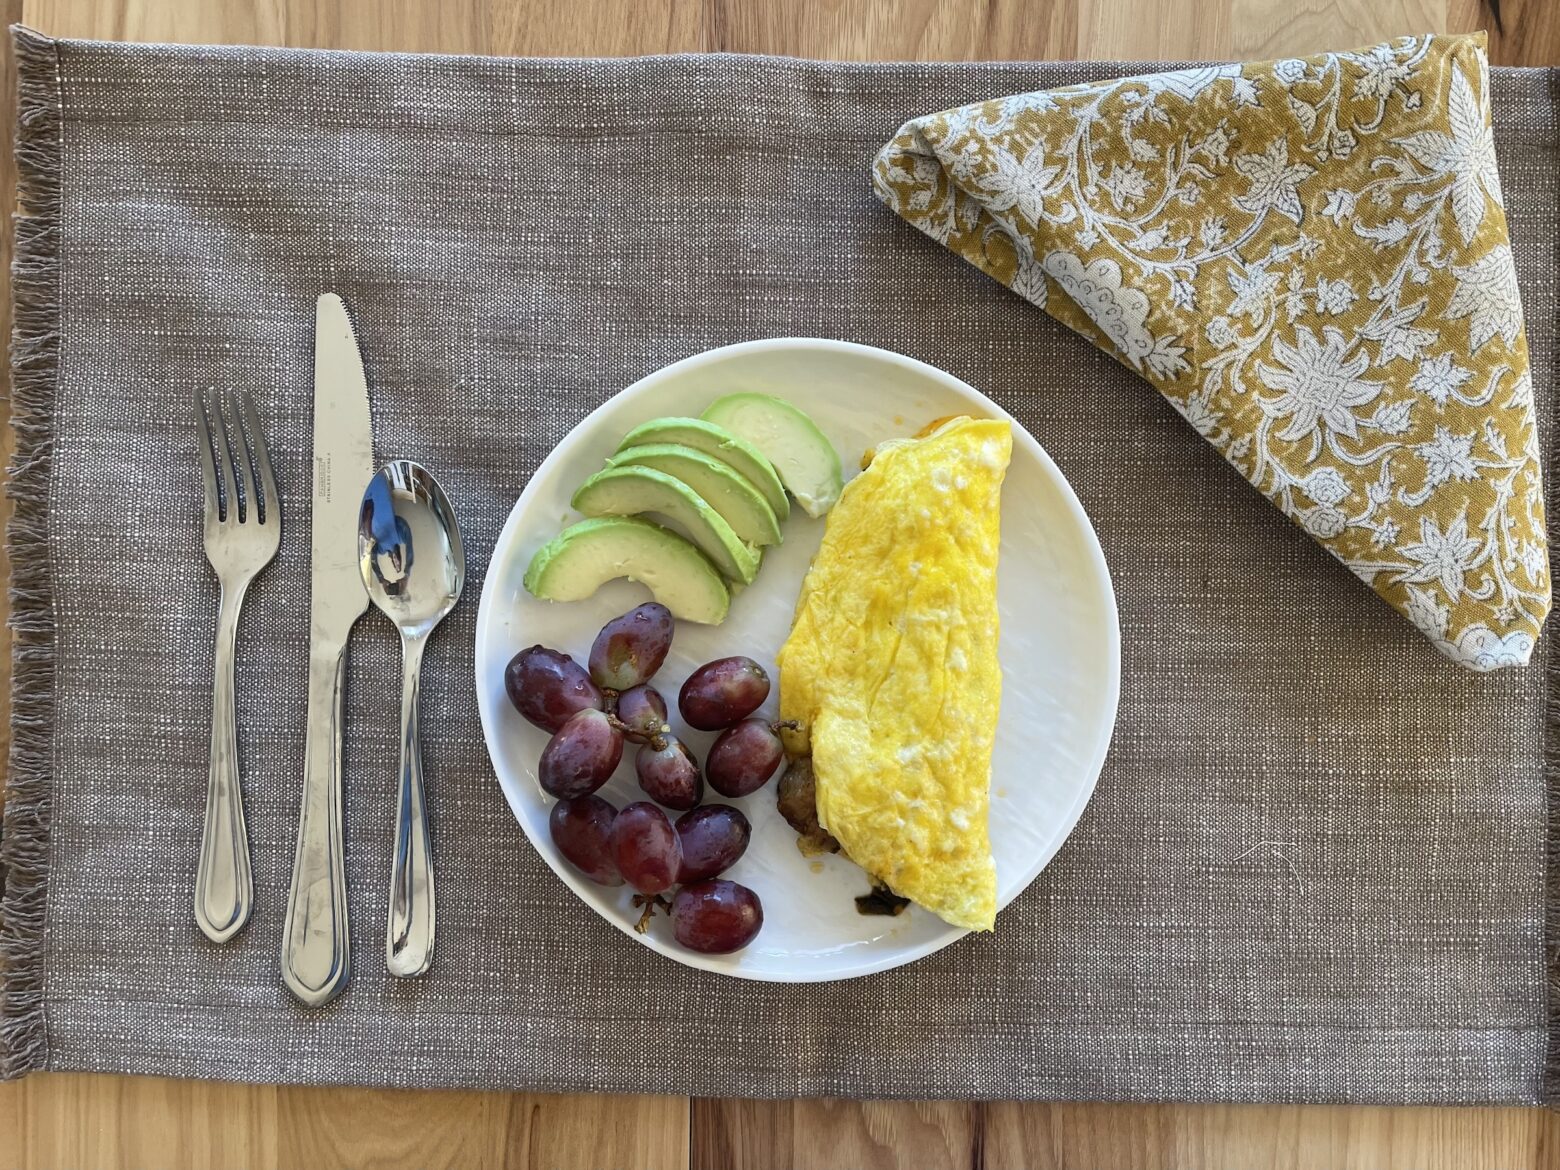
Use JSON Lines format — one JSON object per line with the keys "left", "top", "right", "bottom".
{"left": 606, "top": 443, "right": 782, "bottom": 547}
{"left": 523, "top": 516, "right": 729, "bottom": 624}
{"left": 616, "top": 417, "right": 790, "bottom": 521}
{"left": 572, "top": 465, "right": 761, "bottom": 585}
{"left": 701, "top": 394, "right": 844, "bottom": 518}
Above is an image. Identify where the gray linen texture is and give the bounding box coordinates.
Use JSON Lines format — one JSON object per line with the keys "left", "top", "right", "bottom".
{"left": 2, "top": 30, "right": 1557, "bottom": 1103}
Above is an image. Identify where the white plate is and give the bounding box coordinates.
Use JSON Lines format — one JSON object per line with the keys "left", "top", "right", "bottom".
{"left": 474, "top": 338, "right": 1120, "bottom": 981}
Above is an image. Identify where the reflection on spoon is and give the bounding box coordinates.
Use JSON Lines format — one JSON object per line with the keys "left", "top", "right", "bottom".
{"left": 357, "top": 460, "right": 465, "bottom": 978}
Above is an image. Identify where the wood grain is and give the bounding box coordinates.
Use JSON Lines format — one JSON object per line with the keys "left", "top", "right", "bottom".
{"left": 1449, "top": 0, "right": 1560, "bottom": 64}
{"left": 9, "top": 1073, "right": 280, "bottom": 1168}
{"left": 3, "top": 0, "right": 1558, "bottom": 1167}
{"left": 980, "top": 1102, "right": 1557, "bottom": 1170}
{"left": 276, "top": 1084, "right": 688, "bottom": 1170}
{"left": 692, "top": 1099, "right": 981, "bottom": 1170}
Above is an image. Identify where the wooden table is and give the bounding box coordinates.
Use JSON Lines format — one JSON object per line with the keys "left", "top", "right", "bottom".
{"left": 2, "top": 1, "right": 1557, "bottom": 1166}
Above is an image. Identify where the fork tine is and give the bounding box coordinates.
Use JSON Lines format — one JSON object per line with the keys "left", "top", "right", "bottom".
{"left": 195, "top": 389, "right": 220, "bottom": 521}
{"left": 213, "top": 388, "right": 241, "bottom": 522}
{"left": 236, "top": 391, "right": 278, "bottom": 526}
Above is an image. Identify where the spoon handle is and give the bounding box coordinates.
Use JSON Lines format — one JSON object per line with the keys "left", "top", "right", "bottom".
{"left": 387, "top": 633, "right": 434, "bottom": 977}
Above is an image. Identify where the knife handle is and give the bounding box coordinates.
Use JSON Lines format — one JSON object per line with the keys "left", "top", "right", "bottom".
{"left": 282, "top": 640, "right": 352, "bottom": 1007}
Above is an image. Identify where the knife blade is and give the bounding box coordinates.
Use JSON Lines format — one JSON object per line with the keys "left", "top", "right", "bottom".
{"left": 281, "top": 293, "right": 375, "bottom": 1008}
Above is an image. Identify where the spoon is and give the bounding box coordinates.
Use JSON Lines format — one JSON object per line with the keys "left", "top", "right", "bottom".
{"left": 358, "top": 460, "right": 465, "bottom": 977}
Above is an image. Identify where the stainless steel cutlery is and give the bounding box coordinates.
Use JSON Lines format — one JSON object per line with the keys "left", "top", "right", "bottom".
{"left": 194, "top": 388, "right": 280, "bottom": 945}
{"left": 196, "top": 295, "right": 458, "bottom": 1004}
{"left": 280, "top": 293, "right": 376, "bottom": 1008}
{"left": 358, "top": 461, "right": 465, "bottom": 978}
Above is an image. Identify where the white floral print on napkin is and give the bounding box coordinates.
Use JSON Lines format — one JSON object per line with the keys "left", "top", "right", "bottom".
{"left": 875, "top": 33, "right": 1548, "bottom": 670}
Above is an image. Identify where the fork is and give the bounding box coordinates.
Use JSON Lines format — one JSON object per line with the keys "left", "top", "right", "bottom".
{"left": 194, "top": 388, "right": 280, "bottom": 943}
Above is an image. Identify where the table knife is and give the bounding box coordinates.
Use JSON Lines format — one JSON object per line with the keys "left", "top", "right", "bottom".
{"left": 281, "top": 293, "right": 375, "bottom": 1007}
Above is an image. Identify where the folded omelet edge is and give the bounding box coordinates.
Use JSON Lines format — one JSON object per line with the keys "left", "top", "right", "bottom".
{"left": 778, "top": 415, "right": 1011, "bottom": 932}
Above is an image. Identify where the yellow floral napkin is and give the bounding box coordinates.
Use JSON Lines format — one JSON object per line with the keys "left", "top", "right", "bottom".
{"left": 874, "top": 33, "right": 1548, "bottom": 671}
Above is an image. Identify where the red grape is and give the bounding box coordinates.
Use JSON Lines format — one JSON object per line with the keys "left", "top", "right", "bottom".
{"left": 610, "top": 802, "right": 682, "bottom": 895}
{"left": 678, "top": 656, "right": 770, "bottom": 730}
{"left": 590, "top": 603, "right": 674, "bottom": 690}
{"left": 676, "top": 805, "right": 751, "bottom": 883}
{"left": 635, "top": 734, "right": 703, "bottom": 810}
{"left": 705, "top": 718, "right": 784, "bottom": 797}
{"left": 505, "top": 646, "right": 602, "bottom": 732}
{"left": 549, "top": 795, "right": 622, "bottom": 886}
{"left": 615, "top": 684, "right": 669, "bottom": 743}
{"left": 538, "top": 708, "right": 623, "bottom": 799}
{"left": 672, "top": 880, "right": 763, "bottom": 953}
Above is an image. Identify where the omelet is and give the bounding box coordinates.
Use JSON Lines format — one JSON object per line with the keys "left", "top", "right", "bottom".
{"left": 777, "top": 416, "right": 1011, "bottom": 931}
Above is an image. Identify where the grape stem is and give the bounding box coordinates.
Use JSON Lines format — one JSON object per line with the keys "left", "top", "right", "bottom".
{"left": 631, "top": 893, "right": 672, "bottom": 933}
{"left": 606, "top": 712, "right": 671, "bottom": 744}
{"left": 771, "top": 719, "right": 800, "bottom": 734}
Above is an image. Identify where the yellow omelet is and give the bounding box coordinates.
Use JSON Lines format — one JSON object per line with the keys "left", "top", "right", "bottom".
{"left": 777, "top": 416, "right": 1011, "bottom": 931}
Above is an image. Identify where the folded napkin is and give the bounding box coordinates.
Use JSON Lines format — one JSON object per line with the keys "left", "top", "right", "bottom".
{"left": 875, "top": 33, "right": 1548, "bottom": 671}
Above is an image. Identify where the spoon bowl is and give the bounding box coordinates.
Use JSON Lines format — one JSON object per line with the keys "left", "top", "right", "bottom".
{"left": 359, "top": 462, "right": 465, "bottom": 634}
{"left": 359, "top": 460, "right": 466, "bottom": 978}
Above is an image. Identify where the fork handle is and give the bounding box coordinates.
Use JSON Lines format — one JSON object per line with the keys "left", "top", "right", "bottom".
{"left": 281, "top": 639, "right": 353, "bottom": 1007}
{"left": 194, "top": 583, "right": 253, "bottom": 943}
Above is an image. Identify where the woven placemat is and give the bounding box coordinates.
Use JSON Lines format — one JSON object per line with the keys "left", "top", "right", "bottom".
{"left": 2, "top": 28, "right": 1556, "bottom": 1103}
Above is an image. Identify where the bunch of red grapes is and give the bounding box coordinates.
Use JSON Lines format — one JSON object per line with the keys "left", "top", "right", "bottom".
{"left": 504, "top": 603, "right": 791, "bottom": 954}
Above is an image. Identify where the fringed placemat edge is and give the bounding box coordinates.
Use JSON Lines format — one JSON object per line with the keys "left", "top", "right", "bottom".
{"left": 1, "top": 24, "right": 62, "bottom": 1080}
{"left": 1543, "top": 61, "right": 1560, "bottom": 1110}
